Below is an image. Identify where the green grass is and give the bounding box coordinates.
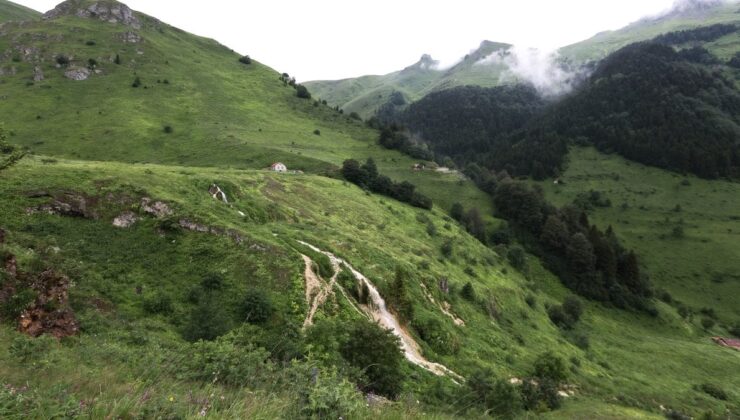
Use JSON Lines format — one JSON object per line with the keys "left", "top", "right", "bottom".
{"left": 560, "top": 2, "right": 740, "bottom": 62}
{"left": 0, "top": 156, "right": 737, "bottom": 418}
{"left": 305, "top": 42, "right": 512, "bottom": 119}
{"left": 536, "top": 147, "right": 740, "bottom": 324}
{"left": 0, "top": 0, "right": 39, "bottom": 23}
{"left": 1, "top": 3, "right": 739, "bottom": 418}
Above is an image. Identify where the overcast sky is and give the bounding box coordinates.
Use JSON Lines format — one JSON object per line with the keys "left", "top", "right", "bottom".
{"left": 16, "top": 0, "right": 686, "bottom": 81}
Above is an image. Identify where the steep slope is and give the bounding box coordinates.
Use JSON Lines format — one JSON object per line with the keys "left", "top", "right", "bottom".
{"left": 560, "top": 0, "right": 740, "bottom": 62}
{"left": 308, "top": 1, "right": 740, "bottom": 121}
{"left": 1, "top": 155, "right": 738, "bottom": 418}
{"left": 1, "top": 1, "right": 739, "bottom": 418}
{"left": 306, "top": 40, "right": 512, "bottom": 119}
{"left": 0, "top": 0, "right": 492, "bottom": 214}
{"left": 0, "top": 0, "right": 39, "bottom": 23}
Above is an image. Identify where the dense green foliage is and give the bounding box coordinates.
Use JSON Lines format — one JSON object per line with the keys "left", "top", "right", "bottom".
{"left": 341, "top": 158, "right": 433, "bottom": 209}
{"left": 400, "top": 85, "right": 545, "bottom": 165}
{"left": 653, "top": 23, "right": 737, "bottom": 45}
{"left": 494, "top": 181, "right": 652, "bottom": 309}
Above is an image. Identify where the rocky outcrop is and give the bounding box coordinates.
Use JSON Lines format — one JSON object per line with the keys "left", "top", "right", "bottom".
{"left": 140, "top": 197, "right": 173, "bottom": 218}
{"left": 26, "top": 192, "right": 99, "bottom": 219}
{"left": 112, "top": 211, "right": 137, "bottom": 228}
{"left": 64, "top": 66, "right": 90, "bottom": 81}
{"left": 118, "top": 31, "right": 142, "bottom": 43}
{"left": 33, "top": 66, "right": 44, "bottom": 81}
{"left": 43, "top": 0, "right": 142, "bottom": 29}
{"left": 18, "top": 270, "right": 79, "bottom": 339}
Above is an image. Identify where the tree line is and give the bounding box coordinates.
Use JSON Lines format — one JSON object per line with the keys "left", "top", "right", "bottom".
{"left": 341, "top": 158, "right": 433, "bottom": 209}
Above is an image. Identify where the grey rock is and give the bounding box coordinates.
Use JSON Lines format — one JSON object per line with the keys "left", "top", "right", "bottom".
{"left": 140, "top": 197, "right": 173, "bottom": 218}
{"left": 44, "top": 1, "right": 142, "bottom": 29}
{"left": 64, "top": 66, "right": 90, "bottom": 80}
{"left": 113, "top": 211, "right": 137, "bottom": 228}
{"left": 33, "top": 66, "right": 44, "bottom": 81}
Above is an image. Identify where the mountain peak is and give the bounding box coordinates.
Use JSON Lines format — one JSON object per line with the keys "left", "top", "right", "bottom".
{"left": 670, "top": 0, "right": 723, "bottom": 12}
{"left": 43, "top": 0, "right": 140, "bottom": 28}
{"left": 402, "top": 54, "right": 439, "bottom": 72}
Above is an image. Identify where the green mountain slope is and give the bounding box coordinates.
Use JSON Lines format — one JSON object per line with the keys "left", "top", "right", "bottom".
{"left": 307, "top": 1, "right": 740, "bottom": 121}
{"left": 306, "top": 41, "right": 512, "bottom": 119}
{"left": 560, "top": 0, "right": 740, "bottom": 62}
{"left": 0, "top": 0, "right": 492, "bottom": 214}
{"left": 1, "top": 1, "right": 739, "bottom": 418}
{"left": 0, "top": 0, "right": 40, "bottom": 23}
{"left": 2, "top": 155, "right": 738, "bottom": 418}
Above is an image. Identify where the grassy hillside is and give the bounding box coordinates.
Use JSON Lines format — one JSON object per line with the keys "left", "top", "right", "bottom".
{"left": 0, "top": 0, "right": 40, "bottom": 23}
{"left": 1, "top": 1, "right": 739, "bottom": 418}
{"left": 560, "top": 1, "right": 740, "bottom": 62}
{"left": 1, "top": 156, "right": 738, "bottom": 418}
{"left": 537, "top": 147, "right": 740, "bottom": 324}
{"left": 305, "top": 41, "right": 512, "bottom": 119}
{"left": 308, "top": 2, "right": 740, "bottom": 120}
{"left": 0, "top": 0, "right": 492, "bottom": 215}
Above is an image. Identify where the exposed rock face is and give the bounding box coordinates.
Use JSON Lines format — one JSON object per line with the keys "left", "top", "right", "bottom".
{"left": 26, "top": 192, "right": 98, "bottom": 219}
{"left": 64, "top": 66, "right": 90, "bottom": 81}
{"left": 33, "top": 66, "right": 44, "bottom": 81}
{"left": 112, "top": 211, "right": 137, "bottom": 228}
{"left": 140, "top": 197, "right": 173, "bottom": 218}
{"left": 43, "top": 0, "right": 142, "bottom": 29}
{"left": 118, "top": 31, "right": 141, "bottom": 43}
{"left": 19, "top": 270, "right": 79, "bottom": 339}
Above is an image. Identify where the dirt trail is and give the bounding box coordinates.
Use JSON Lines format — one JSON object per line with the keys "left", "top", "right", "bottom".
{"left": 298, "top": 241, "right": 462, "bottom": 381}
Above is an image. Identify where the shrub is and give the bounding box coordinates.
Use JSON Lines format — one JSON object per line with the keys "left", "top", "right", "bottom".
{"left": 533, "top": 351, "right": 567, "bottom": 383}
{"left": 142, "top": 293, "right": 173, "bottom": 315}
{"left": 340, "top": 319, "right": 404, "bottom": 398}
{"left": 313, "top": 129, "right": 321, "bottom": 136}
{"left": 299, "top": 366, "right": 366, "bottom": 418}
{"left": 521, "top": 378, "right": 561, "bottom": 411}
{"left": 87, "top": 58, "right": 97, "bottom": 69}
{"left": 0, "top": 287, "right": 36, "bottom": 320}
{"left": 114, "top": 54, "right": 121, "bottom": 65}
{"left": 698, "top": 383, "right": 727, "bottom": 400}
{"left": 701, "top": 317, "right": 715, "bottom": 330}
{"left": 163, "top": 125, "right": 173, "bottom": 134}
{"left": 85, "top": 40, "right": 96, "bottom": 46}
{"left": 461, "top": 282, "right": 476, "bottom": 302}
{"left": 200, "top": 272, "right": 225, "bottom": 291}
{"left": 507, "top": 246, "right": 526, "bottom": 270}
{"left": 182, "top": 294, "right": 233, "bottom": 342}
{"left": 468, "top": 369, "right": 522, "bottom": 416}
{"left": 9, "top": 335, "right": 55, "bottom": 362}
{"left": 55, "top": 55, "right": 70, "bottom": 66}
{"left": 182, "top": 327, "right": 274, "bottom": 386}
{"left": 238, "top": 55, "right": 252, "bottom": 65}
{"left": 240, "top": 289, "right": 273, "bottom": 324}
{"left": 296, "top": 85, "right": 311, "bottom": 99}
{"left": 525, "top": 294, "right": 536, "bottom": 308}
{"left": 441, "top": 239, "right": 453, "bottom": 258}
{"left": 132, "top": 76, "right": 142, "bottom": 88}
{"left": 561, "top": 296, "right": 583, "bottom": 322}
{"left": 547, "top": 305, "right": 569, "bottom": 329}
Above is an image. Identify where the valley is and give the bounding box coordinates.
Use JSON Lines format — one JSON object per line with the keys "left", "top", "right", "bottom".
{"left": 1, "top": 0, "right": 739, "bottom": 418}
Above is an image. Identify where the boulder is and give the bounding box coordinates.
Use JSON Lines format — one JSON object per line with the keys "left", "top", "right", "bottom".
{"left": 140, "top": 197, "right": 173, "bottom": 218}
{"left": 64, "top": 66, "right": 90, "bottom": 81}
{"left": 112, "top": 211, "right": 137, "bottom": 228}
{"left": 33, "top": 66, "right": 44, "bottom": 81}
